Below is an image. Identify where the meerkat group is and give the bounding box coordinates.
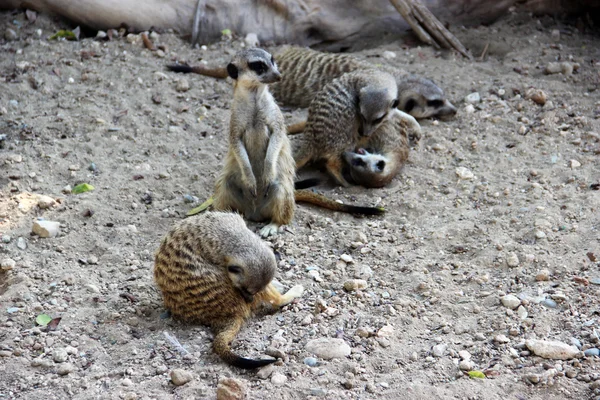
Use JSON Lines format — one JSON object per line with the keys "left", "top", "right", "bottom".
{"left": 155, "top": 45, "right": 456, "bottom": 369}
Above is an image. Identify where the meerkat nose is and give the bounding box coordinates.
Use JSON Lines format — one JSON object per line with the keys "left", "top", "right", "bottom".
{"left": 274, "top": 72, "right": 282, "bottom": 82}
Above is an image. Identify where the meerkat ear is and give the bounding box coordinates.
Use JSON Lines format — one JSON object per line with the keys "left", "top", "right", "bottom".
{"left": 226, "top": 63, "right": 238, "bottom": 80}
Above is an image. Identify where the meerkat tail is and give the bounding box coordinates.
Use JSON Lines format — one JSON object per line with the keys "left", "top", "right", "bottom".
{"left": 294, "top": 178, "right": 321, "bottom": 190}
{"left": 294, "top": 190, "right": 385, "bottom": 215}
{"left": 212, "top": 319, "right": 277, "bottom": 369}
{"left": 287, "top": 120, "right": 307, "bottom": 134}
{"left": 167, "top": 64, "right": 229, "bottom": 79}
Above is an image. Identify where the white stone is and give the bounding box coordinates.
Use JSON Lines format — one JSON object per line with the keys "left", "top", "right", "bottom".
{"left": 377, "top": 325, "right": 394, "bottom": 337}
{"left": 32, "top": 220, "right": 60, "bottom": 238}
{"left": 517, "top": 305, "right": 528, "bottom": 320}
{"left": 170, "top": 369, "right": 193, "bottom": 386}
{"left": 270, "top": 372, "right": 287, "bottom": 386}
{"left": 459, "top": 360, "right": 472, "bottom": 371}
{"left": 305, "top": 338, "right": 351, "bottom": 360}
{"left": 244, "top": 33, "right": 259, "bottom": 47}
{"left": 53, "top": 348, "right": 68, "bottom": 363}
{"left": 432, "top": 343, "right": 447, "bottom": 357}
{"left": 458, "top": 350, "right": 471, "bottom": 360}
{"left": 494, "top": 335, "right": 510, "bottom": 344}
{"left": 455, "top": 167, "right": 474, "bottom": 180}
{"left": 382, "top": 51, "right": 396, "bottom": 59}
{"left": 0, "top": 258, "right": 16, "bottom": 271}
{"left": 569, "top": 159, "right": 581, "bottom": 169}
{"left": 37, "top": 195, "right": 56, "bottom": 209}
{"left": 506, "top": 252, "right": 520, "bottom": 267}
{"left": 340, "top": 254, "right": 353, "bottom": 263}
{"left": 501, "top": 294, "right": 521, "bottom": 310}
{"left": 176, "top": 79, "right": 190, "bottom": 92}
{"left": 465, "top": 92, "right": 480, "bottom": 104}
{"left": 526, "top": 339, "right": 580, "bottom": 360}
{"left": 344, "top": 279, "right": 367, "bottom": 292}
{"left": 57, "top": 363, "right": 75, "bottom": 375}
{"left": 465, "top": 104, "right": 475, "bottom": 114}
{"left": 256, "top": 364, "right": 275, "bottom": 379}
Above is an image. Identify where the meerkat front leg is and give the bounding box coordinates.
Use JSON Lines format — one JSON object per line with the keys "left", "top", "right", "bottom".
{"left": 259, "top": 223, "right": 281, "bottom": 238}
{"left": 232, "top": 135, "right": 258, "bottom": 198}
{"left": 254, "top": 283, "right": 304, "bottom": 309}
{"left": 262, "top": 128, "right": 285, "bottom": 198}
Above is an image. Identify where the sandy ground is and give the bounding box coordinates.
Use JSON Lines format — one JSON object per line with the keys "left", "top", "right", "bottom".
{"left": 1, "top": 8, "right": 600, "bottom": 400}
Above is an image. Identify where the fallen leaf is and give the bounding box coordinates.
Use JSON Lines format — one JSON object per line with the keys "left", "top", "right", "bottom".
{"left": 49, "top": 30, "right": 78, "bottom": 41}
{"left": 587, "top": 252, "right": 597, "bottom": 262}
{"left": 36, "top": 313, "right": 52, "bottom": 326}
{"left": 72, "top": 183, "right": 94, "bottom": 194}
{"left": 119, "top": 293, "right": 137, "bottom": 303}
{"left": 468, "top": 370, "right": 486, "bottom": 379}
{"left": 187, "top": 197, "right": 214, "bottom": 216}
{"left": 46, "top": 317, "right": 62, "bottom": 331}
{"left": 221, "top": 28, "right": 232, "bottom": 36}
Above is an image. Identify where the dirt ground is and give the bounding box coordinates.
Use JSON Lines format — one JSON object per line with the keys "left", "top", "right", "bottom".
{"left": 1, "top": 7, "right": 600, "bottom": 400}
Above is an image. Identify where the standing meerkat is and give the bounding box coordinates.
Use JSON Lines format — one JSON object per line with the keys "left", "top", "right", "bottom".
{"left": 168, "top": 46, "right": 456, "bottom": 120}
{"left": 293, "top": 70, "right": 399, "bottom": 187}
{"left": 154, "top": 212, "right": 304, "bottom": 369}
{"left": 211, "top": 48, "right": 295, "bottom": 238}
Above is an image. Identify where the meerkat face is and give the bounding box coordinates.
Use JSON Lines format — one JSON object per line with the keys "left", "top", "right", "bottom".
{"left": 225, "top": 252, "right": 276, "bottom": 303}
{"left": 226, "top": 48, "right": 282, "bottom": 85}
{"left": 343, "top": 148, "right": 391, "bottom": 187}
{"left": 357, "top": 89, "right": 399, "bottom": 138}
{"left": 398, "top": 77, "right": 457, "bottom": 119}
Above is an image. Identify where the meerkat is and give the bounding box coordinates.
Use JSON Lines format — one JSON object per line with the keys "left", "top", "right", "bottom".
{"left": 293, "top": 70, "right": 399, "bottom": 187}
{"left": 154, "top": 212, "right": 304, "bottom": 369}
{"left": 168, "top": 46, "right": 456, "bottom": 120}
{"left": 341, "top": 109, "right": 420, "bottom": 188}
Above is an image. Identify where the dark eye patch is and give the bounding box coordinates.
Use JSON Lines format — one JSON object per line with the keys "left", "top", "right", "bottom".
{"left": 352, "top": 158, "right": 366, "bottom": 167}
{"left": 427, "top": 99, "right": 444, "bottom": 108}
{"left": 404, "top": 99, "right": 416, "bottom": 112}
{"left": 372, "top": 113, "right": 387, "bottom": 125}
{"left": 228, "top": 265, "right": 243, "bottom": 274}
{"left": 376, "top": 160, "right": 385, "bottom": 171}
{"left": 392, "top": 99, "right": 399, "bottom": 108}
{"left": 248, "top": 61, "right": 267, "bottom": 75}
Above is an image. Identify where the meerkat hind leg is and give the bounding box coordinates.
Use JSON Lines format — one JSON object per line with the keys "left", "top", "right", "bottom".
{"left": 259, "top": 222, "right": 281, "bottom": 238}
{"left": 325, "top": 157, "right": 351, "bottom": 187}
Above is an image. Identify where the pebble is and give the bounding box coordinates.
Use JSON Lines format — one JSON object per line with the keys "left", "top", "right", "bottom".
{"left": 536, "top": 269, "right": 550, "bottom": 281}
{"left": 244, "top": 33, "right": 259, "bottom": 47}
{"left": 494, "top": 335, "right": 510, "bottom": 344}
{"left": 570, "top": 338, "right": 582, "bottom": 349}
{"left": 526, "top": 339, "right": 580, "bottom": 360}
{"left": 37, "top": 195, "right": 56, "bottom": 209}
{"left": 96, "top": 30, "right": 107, "bottom": 39}
{"left": 551, "top": 29, "right": 560, "bottom": 41}
{"left": 432, "top": 343, "right": 447, "bottom": 357}
{"left": 310, "top": 388, "right": 328, "bottom": 397}
{"left": 32, "top": 220, "right": 60, "bottom": 238}
{"left": 305, "top": 338, "right": 351, "bottom": 360}
{"left": 256, "top": 364, "right": 275, "bottom": 379}
{"left": 584, "top": 348, "right": 600, "bottom": 357}
{"left": 340, "top": 254, "right": 353, "bottom": 263}
{"left": 270, "top": 372, "right": 287, "bottom": 386}
{"left": 0, "top": 258, "right": 16, "bottom": 271}
{"left": 527, "top": 374, "right": 541, "bottom": 384}
{"left": 303, "top": 357, "right": 318, "bottom": 367}
{"left": 455, "top": 167, "right": 474, "bottom": 180}
{"left": 354, "top": 265, "right": 373, "bottom": 280}
{"left": 343, "top": 279, "right": 367, "bottom": 292}
{"left": 0, "top": 350, "right": 12, "bottom": 357}
{"left": 459, "top": 360, "right": 473, "bottom": 371}
{"left": 465, "top": 104, "right": 475, "bottom": 113}
{"left": 57, "top": 363, "right": 75, "bottom": 375}
{"left": 465, "top": 92, "right": 480, "bottom": 104}
{"left": 542, "top": 298, "right": 557, "bottom": 308}
{"left": 570, "top": 159, "right": 581, "bottom": 169}
{"left": 176, "top": 79, "right": 190, "bottom": 92}
{"left": 382, "top": 51, "right": 396, "bottom": 59}
{"left": 525, "top": 88, "right": 547, "bottom": 105}
{"left": 16, "top": 237, "right": 27, "bottom": 250}
{"left": 86, "top": 284, "right": 101, "bottom": 293}
{"left": 53, "top": 348, "right": 69, "bottom": 363}
{"left": 501, "top": 294, "right": 520, "bottom": 310}
{"left": 170, "top": 369, "right": 193, "bottom": 386}
{"left": 2, "top": 235, "right": 10, "bottom": 243}
{"left": 216, "top": 377, "right": 247, "bottom": 400}
{"left": 517, "top": 305, "right": 528, "bottom": 320}
{"left": 377, "top": 325, "right": 394, "bottom": 337}
{"left": 506, "top": 252, "right": 520, "bottom": 267}
{"left": 4, "top": 28, "right": 17, "bottom": 41}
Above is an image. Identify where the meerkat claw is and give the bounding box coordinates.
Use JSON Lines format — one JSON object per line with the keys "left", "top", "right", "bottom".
{"left": 259, "top": 223, "right": 281, "bottom": 238}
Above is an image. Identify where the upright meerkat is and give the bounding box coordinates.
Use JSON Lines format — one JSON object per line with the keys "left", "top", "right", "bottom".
{"left": 293, "top": 70, "right": 399, "bottom": 187}
{"left": 168, "top": 46, "right": 456, "bottom": 120}
{"left": 211, "top": 48, "right": 295, "bottom": 238}
{"left": 154, "top": 212, "right": 304, "bottom": 369}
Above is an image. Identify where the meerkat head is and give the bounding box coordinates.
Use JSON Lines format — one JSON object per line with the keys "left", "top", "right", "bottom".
{"left": 357, "top": 81, "right": 399, "bottom": 138}
{"left": 343, "top": 148, "right": 394, "bottom": 188}
{"left": 224, "top": 240, "right": 276, "bottom": 303}
{"left": 226, "top": 48, "right": 282, "bottom": 87}
{"left": 397, "top": 75, "right": 457, "bottom": 119}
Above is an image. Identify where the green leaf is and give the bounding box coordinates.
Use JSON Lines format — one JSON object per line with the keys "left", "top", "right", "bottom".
{"left": 221, "top": 29, "right": 232, "bottom": 36}
{"left": 36, "top": 314, "right": 52, "bottom": 326}
{"left": 187, "top": 197, "right": 214, "bottom": 216}
{"left": 49, "top": 30, "right": 77, "bottom": 40}
{"left": 72, "top": 183, "right": 94, "bottom": 194}
{"left": 468, "top": 370, "right": 486, "bottom": 379}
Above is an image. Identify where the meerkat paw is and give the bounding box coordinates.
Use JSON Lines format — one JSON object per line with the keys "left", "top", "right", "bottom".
{"left": 259, "top": 223, "right": 281, "bottom": 238}
{"left": 279, "top": 285, "right": 304, "bottom": 306}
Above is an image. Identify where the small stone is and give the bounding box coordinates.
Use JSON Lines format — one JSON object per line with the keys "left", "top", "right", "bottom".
{"left": 584, "top": 348, "right": 600, "bottom": 357}
{"left": 545, "top": 62, "right": 563, "bottom": 75}
{"left": 32, "top": 220, "right": 60, "bottom": 238}
{"left": 126, "top": 33, "right": 138, "bottom": 43}
{"left": 343, "top": 379, "right": 355, "bottom": 389}
{"left": 0, "top": 350, "right": 11, "bottom": 357}
{"left": 62, "top": 185, "right": 72, "bottom": 194}
{"left": 270, "top": 372, "right": 287, "bottom": 386}
{"left": 37, "top": 195, "right": 56, "bottom": 209}
{"left": 570, "top": 159, "right": 581, "bottom": 169}
{"left": 0, "top": 258, "right": 16, "bottom": 271}
{"left": 566, "top": 369, "right": 577, "bottom": 378}
{"left": 382, "top": 51, "right": 396, "bottom": 59}
{"left": 216, "top": 377, "right": 247, "bottom": 400}
{"left": 343, "top": 279, "right": 367, "bottom": 292}
{"left": 525, "top": 88, "right": 547, "bottom": 106}
{"left": 432, "top": 343, "right": 447, "bottom": 357}
{"left": 170, "top": 369, "right": 193, "bottom": 386}
{"left": 244, "top": 33, "right": 259, "bottom": 47}
{"left": 542, "top": 298, "right": 557, "bottom": 308}
{"left": 494, "top": 335, "right": 510, "bottom": 344}
{"left": 570, "top": 338, "right": 582, "bottom": 349}
{"left": 527, "top": 374, "right": 541, "bottom": 384}
{"left": 526, "top": 339, "right": 580, "bottom": 360}
{"left": 377, "top": 325, "right": 394, "bottom": 337}
{"left": 305, "top": 338, "right": 351, "bottom": 360}
{"left": 455, "top": 167, "right": 474, "bottom": 180}
{"left": 304, "top": 357, "right": 318, "bottom": 367}
{"left": 501, "top": 294, "right": 521, "bottom": 310}
{"left": 340, "top": 254, "right": 353, "bottom": 263}
{"left": 465, "top": 92, "right": 481, "bottom": 104}
{"left": 550, "top": 29, "right": 560, "bottom": 41}
{"left": 8, "top": 100, "right": 18, "bottom": 110}
{"left": 4, "top": 28, "right": 17, "bottom": 41}
{"left": 458, "top": 350, "right": 471, "bottom": 360}
{"left": 1, "top": 235, "right": 10, "bottom": 243}
{"left": 536, "top": 269, "right": 550, "bottom": 281}
{"left": 96, "top": 30, "right": 107, "bottom": 39}
{"left": 459, "top": 360, "right": 472, "bottom": 371}
{"left": 465, "top": 104, "right": 475, "bottom": 114}
{"left": 176, "top": 79, "right": 190, "bottom": 92}
{"left": 53, "top": 348, "right": 68, "bottom": 363}
{"left": 57, "top": 363, "right": 75, "bottom": 375}
{"left": 310, "top": 388, "right": 328, "bottom": 397}
{"left": 474, "top": 332, "right": 486, "bottom": 341}
{"left": 506, "top": 252, "right": 520, "bottom": 267}
{"left": 86, "top": 284, "right": 100, "bottom": 293}
{"left": 517, "top": 305, "right": 528, "bottom": 320}
{"left": 16, "top": 237, "right": 27, "bottom": 250}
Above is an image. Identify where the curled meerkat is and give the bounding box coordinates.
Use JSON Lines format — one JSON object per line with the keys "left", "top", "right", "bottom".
{"left": 154, "top": 212, "right": 304, "bottom": 369}
{"left": 168, "top": 46, "right": 456, "bottom": 120}
{"left": 293, "top": 70, "right": 399, "bottom": 187}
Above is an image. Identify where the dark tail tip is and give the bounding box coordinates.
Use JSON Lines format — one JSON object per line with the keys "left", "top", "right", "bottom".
{"left": 294, "top": 178, "right": 321, "bottom": 190}
{"left": 345, "top": 205, "right": 386, "bottom": 216}
{"left": 229, "top": 356, "right": 277, "bottom": 370}
{"left": 167, "top": 64, "right": 193, "bottom": 74}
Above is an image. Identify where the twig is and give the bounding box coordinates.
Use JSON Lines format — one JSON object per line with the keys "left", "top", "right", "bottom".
{"left": 479, "top": 42, "right": 489, "bottom": 61}
{"left": 141, "top": 32, "right": 156, "bottom": 51}
{"left": 163, "top": 331, "right": 190, "bottom": 355}
{"left": 192, "top": 0, "right": 205, "bottom": 46}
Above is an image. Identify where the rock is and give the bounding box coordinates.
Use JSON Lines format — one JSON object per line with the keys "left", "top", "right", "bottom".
{"left": 32, "top": 221, "right": 60, "bottom": 238}
{"left": 53, "top": 348, "right": 68, "bottom": 363}
{"left": 525, "top": 88, "right": 547, "bottom": 106}
{"left": 377, "top": 325, "right": 394, "bottom": 337}
{"left": 584, "top": 348, "right": 600, "bottom": 357}
{"left": 57, "top": 363, "right": 75, "bottom": 375}
{"left": 305, "top": 338, "right": 351, "bottom": 360}
{"left": 340, "top": 254, "right": 353, "bottom": 263}
{"left": 0, "top": 350, "right": 12, "bottom": 357}
{"left": 382, "top": 51, "right": 396, "bottom": 59}
{"left": 527, "top": 374, "right": 541, "bottom": 384}
{"left": 96, "top": 30, "right": 107, "bottom": 39}
{"left": 244, "top": 33, "right": 259, "bottom": 47}
{"left": 494, "top": 335, "right": 510, "bottom": 344}
{"left": 37, "top": 195, "right": 56, "bottom": 209}
{"left": 343, "top": 279, "right": 367, "bottom": 292}
{"left": 1, "top": 235, "right": 10, "bottom": 243}
{"left": 459, "top": 360, "right": 472, "bottom": 371}
{"left": 432, "top": 343, "right": 447, "bottom": 357}
{"left": 545, "top": 62, "right": 563, "bottom": 75}
{"left": 501, "top": 294, "right": 521, "bottom": 309}
{"left": 465, "top": 92, "right": 480, "bottom": 104}
{"left": 216, "top": 377, "right": 247, "bottom": 400}
{"left": 506, "top": 252, "right": 520, "bottom": 267}
{"left": 458, "top": 350, "right": 471, "bottom": 360}
{"left": 86, "top": 284, "right": 100, "bottom": 293}
{"left": 310, "top": 388, "right": 328, "bottom": 397}
{"left": 570, "top": 159, "right": 581, "bottom": 169}
{"left": 303, "top": 357, "right": 318, "bottom": 367}
{"left": 455, "top": 167, "right": 474, "bottom": 180}
{"left": 4, "top": 28, "right": 17, "bottom": 41}
{"left": 176, "top": 79, "right": 190, "bottom": 92}
{"left": 17, "top": 237, "right": 27, "bottom": 250}
{"left": 550, "top": 29, "right": 560, "bottom": 41}
{"left": 256, "top": 364, "right": 275, "bottom": 379}
{"left": 526, "top": 339, "right": 580, "bottom": 360}
{"left": 536, "top": 269, "right": 550, "bottom": 281}
{"left": 270, "top": 372, "right": 287, "bottom": 386}
{"left": 517, "top": 305, "right": 528, "bottom": 320}
{"left": 354, "top": 265, "right": 373, "bottom": 280}
{"left": 465, "top": 104, "right": 475, "bottom": 114}
{"left": 0, "top": 258, "right": 16, "bottom": 271}
{"left": 170, "top": 369, "right": 193, "bottom": 386}
{"left": 542, "top": 298, "right": 557, "bottom": 308}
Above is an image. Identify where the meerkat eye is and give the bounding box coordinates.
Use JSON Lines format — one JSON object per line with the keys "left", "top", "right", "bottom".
{"left": 427, "top": 99, "right": 444, "bottom": 108}
{"left": 372, "top": 113, "right": 387, "bottom": 125}
{"left": 376, "top": 160, "right": 385, "bottom": 171}
{"left": 248, "top": 61, "right": 268, "bottom": 75}
{"left": 352, "top": 158, "right": 366, "bottom": 167}
{"left": 271, "top": 56, "right": 275, "bottom": 65}
{"left": 404, "top": 99, "right": 416, "bottom": 112}
{"left": 228, "top": 265, "right": 243, "bottom": 274}
{"left": 392, "top": 99, "right": 399, "bottom": 108}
